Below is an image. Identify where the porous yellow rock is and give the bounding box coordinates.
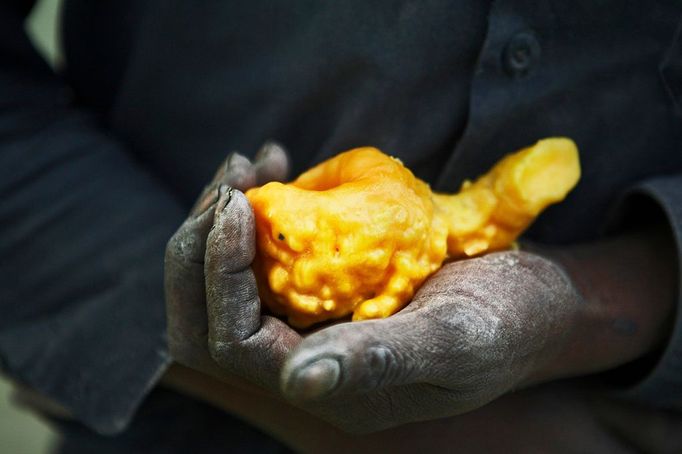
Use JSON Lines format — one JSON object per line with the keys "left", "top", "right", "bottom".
{"left": 245, "top": 138, "right": 580, "bottom": 328}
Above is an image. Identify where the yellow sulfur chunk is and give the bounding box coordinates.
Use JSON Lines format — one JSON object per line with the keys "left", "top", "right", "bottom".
{"left": 245, "top": 138, "right": 580, "bottom": 328}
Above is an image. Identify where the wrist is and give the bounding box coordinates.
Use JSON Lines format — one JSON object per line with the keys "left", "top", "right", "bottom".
{"left": 524, "top": 224, "right": 677, "bottom": 384}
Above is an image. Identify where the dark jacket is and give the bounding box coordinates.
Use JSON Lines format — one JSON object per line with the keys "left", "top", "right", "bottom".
{"left": 1, "top": 0, "right": 681, "bottom": 439}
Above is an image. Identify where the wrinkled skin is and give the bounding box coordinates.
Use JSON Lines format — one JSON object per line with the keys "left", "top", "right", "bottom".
{"left": 280, "top": 252, "right": 580, "bottom": 429}
{"left": 165, "top": 143, "right": 676, "bottom": 435}
{"left": 165, "top": 141, "right": 298, "bottom": 391}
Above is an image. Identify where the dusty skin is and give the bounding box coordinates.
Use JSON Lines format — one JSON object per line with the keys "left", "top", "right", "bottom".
{"left": 165, "top": 141, "right": 676, "bottom": 436}
{"left": 246, "top": 138, "right": 580, "bottom": 327}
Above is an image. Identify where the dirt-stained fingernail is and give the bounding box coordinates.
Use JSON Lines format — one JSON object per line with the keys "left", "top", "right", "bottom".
{"left": 218, "top": 184, "right": 233, "bottom": 212}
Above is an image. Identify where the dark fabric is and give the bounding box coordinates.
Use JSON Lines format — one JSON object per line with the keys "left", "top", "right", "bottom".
{"left": 434, "top": 1, "right": 682, "bottom": 244}
{"left": 609, "top": 175, "right": 682, "bottom": 410}
{"left": 52, "top": 388, "right": 292, "bottom": 454}
{"left": 1, "top": 0, "right": 682, "bottom": 450}
{"left": 0, "top": 1, "right": 183, "bottom": 435}
{"left": 67, "top": 0, "right": 491, "bottom": 194}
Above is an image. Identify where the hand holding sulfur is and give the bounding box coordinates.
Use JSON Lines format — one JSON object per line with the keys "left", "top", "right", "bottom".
{"left": 246, "top": 138, "right": 580, "bottom": 327}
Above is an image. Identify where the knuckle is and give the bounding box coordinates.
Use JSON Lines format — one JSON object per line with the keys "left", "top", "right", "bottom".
{"left": 493, "top": 251, "right": 577, "bottom": 306}
{"left": 423, "top": 307, "right": 502, "bottom": 371}
{"left": 366, "top": 345, "right": 405, "bottom": 389}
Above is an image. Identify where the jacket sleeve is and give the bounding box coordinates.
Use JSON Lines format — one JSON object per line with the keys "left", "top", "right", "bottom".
{"left": 0, "top": 2, "right": 185, "bottom": 434}
{"left": 608, "top": 174, "right": 682, "bottom": 410}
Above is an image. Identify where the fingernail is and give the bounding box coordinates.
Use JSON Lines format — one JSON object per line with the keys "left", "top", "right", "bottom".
{"left": 285, "top": 358, "right": 340, "bottom": 400}
{"left": 218, "top": 184, "right": 233, "bottom": 211}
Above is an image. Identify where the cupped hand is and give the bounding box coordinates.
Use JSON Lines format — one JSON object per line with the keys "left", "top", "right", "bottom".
{"left": 166, "top": 142, "right": 676, "bottom": 434}
{"left": 280, "top": 218, "right": 677, "bottom": 434}
{"left": 279, "top": 251, "right": 584, "bottom": 432}
{"left": 164, "top": 141, "right": 301, "bottom": 391}
{"left": 164, "top": 143, "right": 577, "bottom": 432}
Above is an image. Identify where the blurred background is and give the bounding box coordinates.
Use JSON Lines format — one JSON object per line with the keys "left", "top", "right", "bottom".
{"left": 1, "top": 1, "right": 63, "bottom": 453}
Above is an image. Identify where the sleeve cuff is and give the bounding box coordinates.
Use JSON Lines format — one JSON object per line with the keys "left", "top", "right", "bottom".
{"left": 2, "top": 288, "right": 173, "bottom": 435}
{"left": 606, "top": 174, "right": 682, "bottom": 409}
{"left": 0, "top": 210, "right": 179, "bottom": 435}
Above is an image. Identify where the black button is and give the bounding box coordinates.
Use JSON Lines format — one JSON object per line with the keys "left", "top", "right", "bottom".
{"left": 503, "top": 31, "right": 541, "bottom": 77}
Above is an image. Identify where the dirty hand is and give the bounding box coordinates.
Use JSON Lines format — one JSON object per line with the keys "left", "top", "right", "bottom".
{"left": 164, "top": 141, "right": 302, "bottom": 391}
{"left": 276, "top": 251, "right": 579, "bottom": 431}
{"left": 165, "top": 142, "right": 675, "bottom": 433}
{"left": 164, "top": 146, "right": 571, "bottom": 431}
{"left": 281, "top": 227, "right": 676, "bottom": 432}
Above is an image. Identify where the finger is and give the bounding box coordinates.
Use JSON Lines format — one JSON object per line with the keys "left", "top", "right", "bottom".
{"left": 190, "top": 152, "right": 236, "bottom": 215}
{"left": 205, "top": 187, "right": 259, "bottom": 339}
{"left": 204, "top": 188, "right": 300, "bottom": 388}
{"left": 190, "top": 179, "right": 225, "bottom": 217}
{"left": 280, "top": 312, "right": 436, "bottom": 400}
{"left": 222, "top": 152, "right": 257, "bottom": 191}
{"left": 190, "top": 152, "right": 258, "bottom": 215}
{"left": 165, "top": 188, "right": 219, "bottom": 349}
{"left": 253, "top": 141, "right": 290, "bottom": 185}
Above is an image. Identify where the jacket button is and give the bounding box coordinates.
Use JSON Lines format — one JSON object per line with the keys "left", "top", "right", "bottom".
{"left": 503, "top": 31, "right": 541, "bottom": 77}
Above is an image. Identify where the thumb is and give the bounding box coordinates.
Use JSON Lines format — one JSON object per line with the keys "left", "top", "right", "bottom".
{"left": 280, "top": 312, "right": 434, "bottom": 400}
